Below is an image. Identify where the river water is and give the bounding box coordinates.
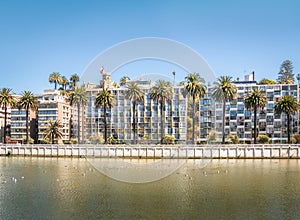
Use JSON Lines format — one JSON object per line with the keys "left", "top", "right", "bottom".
{"left": 0, "top": 157, "right": 300, "bottom": 219}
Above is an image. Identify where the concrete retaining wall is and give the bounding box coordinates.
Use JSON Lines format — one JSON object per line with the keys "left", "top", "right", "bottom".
{"left": 1, "top": 144, "right": 300, "bottom": 159}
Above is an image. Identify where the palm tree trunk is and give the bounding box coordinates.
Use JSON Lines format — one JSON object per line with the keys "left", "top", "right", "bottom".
{"left": 77, "top": 104, "right": 80, "bottom": 144}
{"left": 104, "top": 105, "right": 107, "bottom": 144}
{"left": 254, "top": 108, "right": 257, "bottom": 144}
{"left": 4, "top": 104, "right": 7, "bottom": 144}
{"left": 26, "top": 107, "right": 29, "bottom": 144}
{"left": 52, "top": 133, "right": 54, "bottom": 144}
{"left": 81, "top": 104, "right": 85, "bottom": 143}
{"left": 222, "top": 99, "right": 226, "bottom": 144}
{"left": 133, "top": 101, "right": 136, "bottom": 144}
{"left": 192, "top": 96, "right": 195, "bottom": 145}
{"left": 287, "top": 114, "right": 290, "bottom": 144}
{"left": 160, "top": 100, "right": 164, "bottom": 144}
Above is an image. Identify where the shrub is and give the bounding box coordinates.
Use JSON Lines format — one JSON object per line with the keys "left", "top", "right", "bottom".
{"left": 107, "top": 136, "right": 115, "bottom": 144}
{"left": 293, "top": 134, "right": 300, "bottom": 144}
{"left": 291, "top": 137, "right": 297, "bottom": 144}
{"left": 228, "top": 134, "right": 239, "bottom": 144}
{"left": 162, "top": 134, "right": 175, "bottom": 145}
{"left": 257, "top": 135, "right": 269, "bottom": 144}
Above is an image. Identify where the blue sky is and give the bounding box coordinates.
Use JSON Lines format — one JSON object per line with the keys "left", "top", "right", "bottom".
{"left": 0, "top": 0, "right": 299, "bottom": 94}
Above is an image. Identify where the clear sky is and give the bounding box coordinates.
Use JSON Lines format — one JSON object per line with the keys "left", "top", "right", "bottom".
{"left": 0, "top": 0, "right": 299, "bottom": 94}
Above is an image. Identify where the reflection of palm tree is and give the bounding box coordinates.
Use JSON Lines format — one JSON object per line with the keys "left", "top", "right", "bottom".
{"left": 70, "top": 74, "right": 80, "bottom": 90}
{"left": 150, "top": 80, "right": 173, "bottom": 144}
{"left": 184, "top": 73, "right": 206, "bottom": 144}
{"left": 49, "top": 72, "right": 61, "bottom": 90}
{"left": 120, "top": 76, "right": 130, "bottom": 87}
{"left": 69, "top": 86, "right": 88, "bottom": 143}
{"left": 18, "top": 91, "right": 38, "bottom": 144}
{"left": 44, "top": 120, "right": 63, "bottom": 144}
{"left": 275, "top": 95, "right": 298, "bottom": 144}
{"left": 95, "top": 89, "right": 114, "bottom": 144}
{"left": 245, "top": 88, "right": 267, "bottom": 144}
{"left": 125, "top": 82, "right": 144, "bottom": 144}
{"left": 212, "top": 76, "right": 237, "bottom": 144}
{"left": 0, "top": 88, "right": 16, "bottom": 144}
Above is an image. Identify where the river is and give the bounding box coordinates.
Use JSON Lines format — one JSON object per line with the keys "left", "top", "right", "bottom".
{"left": 0, "top": 157, "right": 300, "bottom": 219}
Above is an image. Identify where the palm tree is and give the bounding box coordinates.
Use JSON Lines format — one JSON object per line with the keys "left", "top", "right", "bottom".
{"left": 150, "top": 80, "right": 173, "bottom": 144}
{"left": 0, "top": 88, "right": 16, "bottom": 144}
{"left": 49, "top": 72, "right": 62, "bottom": 90}
{"left": 120, "top": 76, "right": 130, "bottom": 87}
{"left": 95, "top": 89, "right": 114, "bottom": 144}
{"left": 69, "top": 86, "right": 88, "bottom": 144}
{"left": 44, "top": 120, "right": 63, "bottom": 144}
{"left": 212, "top": 76, "right": 237, "bottom": 144}
{"left": 125, "top": 82, "right": 145, "bottom": 144}
{"left": 70, "top": 74, "right": 80, "bottom": 90}
{"left": 275, "top": 95, "right": 298, "bottom": 144}
{"left": 184, "top": 73, "right": 206, "bottom": 145}
{"left": 18, "top": 91, "right": 37, "bottom": 144}
{"left": 244, "top": 88, "right": 267, "bottom": 144}
{"left": 60, "top": 76, "right": 69, "bottom": 90}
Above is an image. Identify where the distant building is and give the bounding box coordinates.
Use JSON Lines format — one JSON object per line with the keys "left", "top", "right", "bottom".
{"left": 200, "top": 80, "right": 299, "bottom": 143}
{"left": 10, "top": 90, "right": 71, "bottom": 144}
{"left": 85, "top": 77, "right": 188, "bottom": 144}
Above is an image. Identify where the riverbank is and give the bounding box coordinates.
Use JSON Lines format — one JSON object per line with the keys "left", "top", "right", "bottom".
{"left": 1, "top": 144, "right": 300, "bottom": 159}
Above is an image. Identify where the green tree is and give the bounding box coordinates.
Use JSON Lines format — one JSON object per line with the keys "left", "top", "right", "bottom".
{"left": 277, "top": 60, "right": 294, "bottom": 84}
{"left": 49, "top": 72, "right": 62, "bottom": 90}
{"left": 0, "top": 88, "right": 16, "bottom": 144}
{"left": 69, "top": 86, "right": 88, "bottom": 144}
{"left": 70, "top": 74, "right": 80, "bottom": 90}
{"left": 275, "top": 95, "right": 298, "bottom": 144}
{"left": 120, "top": 76, "right": 130, "bottom": 87}
{"left": 95, "top": 89, "right": 114, "bottom": 144}
{"left": 44, "top": 120, "right": 63, "bottom": 144}
{"left": 184, "top": 73, "right": 206, "bottom": 145}
{"left": 257, "top": 78, "right": 277, "bottom": 85}
{"left": 18, "top": 91, "right": 38, "bottom": 144}
{"left": 125, "top": 82, "right": 145, "bottom": 144}
{"left": 244, "top": 88, "right": 267, "bottom": 144}
{"left": 150, "top": 80, "right": 173, "bottom": 144}
{"left": 212, "top": 76, "right": 237, "bottom": 144}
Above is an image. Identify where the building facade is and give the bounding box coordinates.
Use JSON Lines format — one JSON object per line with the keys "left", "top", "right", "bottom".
{"left": 200, "top": 81, "right": 299, "bottom": 143}
{"left": 10, "top": 90, "right": 71, "bottom": 144}
{"left": 85, "top": 79, "right": 188, "bottom": 144}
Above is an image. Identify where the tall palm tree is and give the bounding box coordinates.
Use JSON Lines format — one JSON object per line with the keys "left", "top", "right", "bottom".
{"left": 95, "top": 89, "right": 114, "bottom": 144}
{"left": 49, "top": 72, "right": 62, "bottom": 90}
{"left": 212, "top": 76, "right": 237, "bottom": 144}
{"left": 150, "top": 80, "right": 173, "bottom": 144}
{"left": 275, "top": 95, "right": 298, "bottom": 144}
{"left": 18, "top": 91, "right": 37, "bottom": 144}
{"left": 44, "top": 120, "right": 63, "bottom": 144}
{"left": 60, "top": 76, "right": 69, "bottom": 90}
{"left": 70, "top": 74, "right": 80, "bottom": 90}
{"left": 184, "top": 73, "right": 206, "bottom": 145}
{"left": 244, "top": 88, "right": 267, "bottom": 144}
{"left": 120, "top": 76, "right": 130, "bottom": 87}
{"left": 69, "top": 86, "right": 88, "bottom": 144}
{"left": 0, "top": 88, "right": 16, "bottom": 144}
{"left": 125, "top": 82, "right": 145, "bottom": 144}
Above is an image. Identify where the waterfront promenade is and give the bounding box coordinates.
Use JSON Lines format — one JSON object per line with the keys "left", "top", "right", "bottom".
{"left": 1, "top": 144, "right": 300, "bottom": 159}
